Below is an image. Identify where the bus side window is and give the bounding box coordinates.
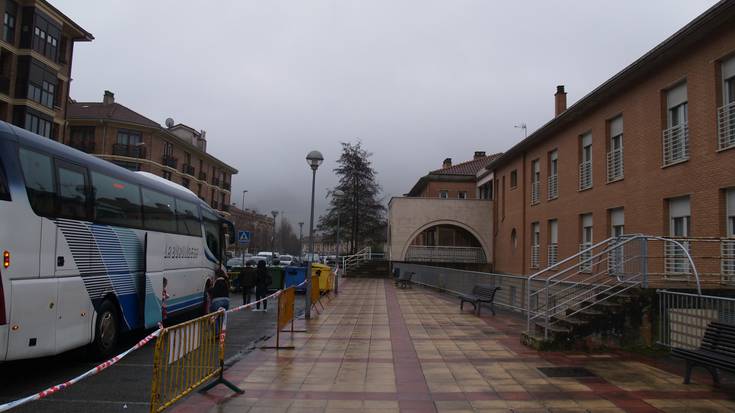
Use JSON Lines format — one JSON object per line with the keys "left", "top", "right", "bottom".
{"left": 141, "top": 188, "right": 176, "bottom": 233}
{"left": 18, "top": 147, "right": 56, "bottom": 216}
{"left": 175, "top": 199, "right": 202, "bottom": 237}
{"left": 56, "top": 162, "right": 90, "bottom": 220}
{"left": 91, "top": 171, "right": 142, "bottom": 228}
{"left": 202, "top": 208, "right": 220, "bottom": 258}
{"left": 0, "top": 158, "right": 10, "bottom": 201}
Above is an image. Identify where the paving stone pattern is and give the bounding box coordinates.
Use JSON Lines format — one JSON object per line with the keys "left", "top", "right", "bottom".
{"left": 172, "top": 279, "right": 735, "bottom": 413}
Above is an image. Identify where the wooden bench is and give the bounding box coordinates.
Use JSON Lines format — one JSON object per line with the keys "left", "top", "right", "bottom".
{"left": 395, "top": 271, "right": 413, "bottom": 289}
{"left": 671, "top": 321, "right": 735, "bottom": 385}
{"left": 459, "top": 285, "right": 501, "bottom": 316}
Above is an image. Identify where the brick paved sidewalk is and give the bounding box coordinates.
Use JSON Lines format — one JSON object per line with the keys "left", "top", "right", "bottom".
{"left": 173, "top": 278, "right": 734, "bottom": 413}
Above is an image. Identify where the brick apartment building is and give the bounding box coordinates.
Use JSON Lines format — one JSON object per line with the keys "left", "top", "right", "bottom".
{"left": 228, "top": 206, "right": 274, "bottom": 254}
{"left": 0, "top": 0, "right": 92, "bottom": 139}
{"left": 406, "top": 151, "right": 501, "bottom": 199}
{"left": 487, "top": 1, "right": 735, "bottom": 288}
{"left": 65, "top": 91, "right": 237, "bottom": 214}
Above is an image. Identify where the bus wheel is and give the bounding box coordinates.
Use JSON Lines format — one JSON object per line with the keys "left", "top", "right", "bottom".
{"left": 93, "top": 300, "right": 119, "bottom": 358}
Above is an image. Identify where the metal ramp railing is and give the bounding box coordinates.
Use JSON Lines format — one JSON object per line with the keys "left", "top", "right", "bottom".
{"left": 526, "top": 234, "right": 701, "bottom": 340}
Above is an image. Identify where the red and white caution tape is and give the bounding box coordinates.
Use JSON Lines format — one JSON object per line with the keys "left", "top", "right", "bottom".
{"left": 227, "top": 279, "right": 308, "bottom": 314}
{"left": 0, "top": 280, "right": 311, "bottom": 412}
{"left": 0, "top": 328, "right": 162, "bottom": 412}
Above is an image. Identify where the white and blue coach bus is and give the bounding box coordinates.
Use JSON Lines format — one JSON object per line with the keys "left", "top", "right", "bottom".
{"left": 0, "top": 121, "right": 234, "bottom": 361}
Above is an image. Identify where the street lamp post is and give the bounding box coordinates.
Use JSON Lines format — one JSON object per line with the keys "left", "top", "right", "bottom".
{"left": 305, "top": 150, "right": 323, "bottom": 320}
{"left": 241, "top": 190, "right": 248, "bottom": 211}
{"left": 332, "top": 189, "right": 344, "bottom": 295}
{"left": 271, "top": 210, "right": 279, "bottom": 254}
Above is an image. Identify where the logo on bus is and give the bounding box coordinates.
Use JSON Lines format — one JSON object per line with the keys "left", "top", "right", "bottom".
{"left": 164, "top": 244, "right": 200, "bottom": 260}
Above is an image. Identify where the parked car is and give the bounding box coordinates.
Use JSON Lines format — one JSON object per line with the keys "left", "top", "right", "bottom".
{"left": 278, "top": 255, "right": 294, "bottom": 266}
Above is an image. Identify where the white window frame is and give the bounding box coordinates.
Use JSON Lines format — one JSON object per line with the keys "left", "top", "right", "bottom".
{"left": 663, "top": 83, "right": 689, "bottom": 166}
{"left": 531, "top": 159, "right": 540, "bottom": 205}
{"left": 579, "top": 133, "right": 592, "bottom": 190}
{"left": 458, "top": 191, "right": 467, "bottom": 199}
{"left": 531, "top": 222, "right": 540, "bottom": 269}
{"left": 718, "top": 56, "right": 735, "bottom": 151}
{"left": 439, "top": 190, "right": 448, "bottom": 199}
{"left": 666, "top": 196, "right": 691, "bottom": 278}
{"left": 607, "top": 116, "right": 624, "bottom": 182}
{"left": 548, "top": 219, "right": 558, "bottom": 266}
{"left": 580, "top": 213, "right": 593, "bottom": 272}
{"left": 548, "top": 150, "right": 558, "bottom": 200}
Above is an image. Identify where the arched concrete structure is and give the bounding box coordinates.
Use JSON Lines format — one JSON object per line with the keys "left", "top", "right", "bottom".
{"left": 388, "top": 197, "right": 493, "bottom": 263}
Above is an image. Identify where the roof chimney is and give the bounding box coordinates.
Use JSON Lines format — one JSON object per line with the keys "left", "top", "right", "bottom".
{"left": 474, "top": 151, "right": 486, "bottom": 160}
{"left": 103, "top": 90, "right": 115, "bottom": 105}
{"left": 554, "top": 85, "right": 566, "bottom": 116}
{"left": 443, "top": 158, "right": 452, "bottom": 168}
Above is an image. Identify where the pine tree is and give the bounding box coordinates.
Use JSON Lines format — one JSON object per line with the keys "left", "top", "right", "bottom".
{"left": 318, "top": 141, "right": 386, "bottom": 254}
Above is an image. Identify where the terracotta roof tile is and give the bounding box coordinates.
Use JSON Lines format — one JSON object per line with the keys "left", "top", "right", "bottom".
{"left": 429, "top": 152, "right": 503, "bottom": 176}
{"left": 67, "top": 102, "right": 161, "bottom": 129}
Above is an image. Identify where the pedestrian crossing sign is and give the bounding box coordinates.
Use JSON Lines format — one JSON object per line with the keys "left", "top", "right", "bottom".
{"left": 238, "top": 230, "right": 251, "bottom": 244}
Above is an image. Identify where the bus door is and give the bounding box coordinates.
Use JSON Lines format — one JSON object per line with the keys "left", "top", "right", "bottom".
{"left": 144, "top": 232, "right": 165, "bottom": 328}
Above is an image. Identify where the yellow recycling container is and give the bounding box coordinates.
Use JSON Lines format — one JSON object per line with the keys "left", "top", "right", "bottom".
{"left": 311, "top": 263, "right": 333, "bottom": 292}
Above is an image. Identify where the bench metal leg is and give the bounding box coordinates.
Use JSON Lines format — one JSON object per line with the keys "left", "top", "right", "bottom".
{"left": 683, "top": 360, "right": 693, "bottom": 384}
{"left": 490, "top": 302, "right": 496, "bottom": 316}
{"left": 476, "top": 304, "right": 481, "bottom": 316}
{"left": 708, "top": 366, "right": 721, "bottom": 386}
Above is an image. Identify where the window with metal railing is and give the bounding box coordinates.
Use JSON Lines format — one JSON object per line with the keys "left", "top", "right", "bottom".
{"left": 531, "top": 159, "right": 540, "bottom": 205}
{"left": 607, "top": 118, "right": 624, "bottom": 182}
{"left": 721, "top": 239, "right": 735, "bottom": 285}
{"left": 579, "top": 133, "right": 592, "bottom": 190}
{"left": 578, "top": 161, "right": 592, "bottom": 190}
{"left": 531, "top": 222, "right": 540, "bottom": 269}
{"left": 662, "top": 123, "right": 689, "bottom": 166}
{"left": 547, "top": 243, "right": 558, "bottom": 266}
{"left": 547, "top": 150, "right": 558, "bottom": 200}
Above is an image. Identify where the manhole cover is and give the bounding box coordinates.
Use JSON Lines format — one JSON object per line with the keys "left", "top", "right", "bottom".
{"left": 537, "top": 367, "right": 597, "bottom": 378}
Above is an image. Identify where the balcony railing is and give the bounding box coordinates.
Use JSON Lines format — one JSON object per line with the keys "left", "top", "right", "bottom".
{"left": 664, "top": 239, "right": 692, "bottom": 279}
{"left": 530, "top": 181, "right": 540, "bottom": 205}
{"left": 547, "top": 243, "right": 558, "bottom": 266}
{"left": 578, "top": 160, "right": 592, "bottom": 190}
{"left": 112, "top": 143, "right": 146, "bottom": 159}
{"left": 222, "top": 182, "right": 231, "bottom": 191}
{"left": 720, "top": 239, "right": 735, "bottom": 285}
{"left": 182, "top": 164, "right": 195, "bottom": 176}
{"left": 69, "top": 140, "right": 95, "bottom": 154}
{"left": 606, "top": 148, "right": 624, "bottom": 182}
{"left": 405, "top": 245, "right": 486, "bottom": 264}
{"left": 531, "top": 244, "right": 540, "bottom": 268}
{"left": 579, "top": 242, "right": 592, "bottom": 273}
{"left": 162, "top": 155, "right": 178, "bottom": 168}
{"left": 718, "top": 101, "right": 735, "bottom": 151}
{"left": 547, "top": 174, "right": 558, "bottom": 200}
{"left": 199, "top": 172, "right": 207, "bottom": 181}
{"left": 663, "top": 123, "right": 689, "bottom": 166}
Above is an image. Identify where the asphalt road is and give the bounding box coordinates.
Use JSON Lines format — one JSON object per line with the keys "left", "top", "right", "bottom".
{"left": 0, "top": 294, "right": 306, "bottom": 413}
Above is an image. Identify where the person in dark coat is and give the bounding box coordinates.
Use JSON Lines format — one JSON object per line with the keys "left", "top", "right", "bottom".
{"left": 208, "top": 268, "right": 230, "bottom": 312}
{"left": 239, "top": 260, "right": 257, "bottom": 306}
{"left": 254, "top": 260, "right": 271, "bottom": 312}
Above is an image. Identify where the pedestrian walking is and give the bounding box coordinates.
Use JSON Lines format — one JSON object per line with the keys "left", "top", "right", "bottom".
{"left": 239, "top": 260, "right": 257, "bottom": 306}
{"left": 208, "top": 268, "right": 230, "bottom": 312}
{"left": 254, "top": 260, "right": 271, "bottom": 312}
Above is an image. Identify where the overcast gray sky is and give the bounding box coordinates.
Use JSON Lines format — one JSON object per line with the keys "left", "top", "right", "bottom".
{"left": 57, "top": 0, "right": 717, "bottom": 227}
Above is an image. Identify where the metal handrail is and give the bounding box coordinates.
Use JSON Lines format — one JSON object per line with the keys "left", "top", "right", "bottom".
{"left": 525, "top": 234, "right": 702, "bottom": 337}
{"left": 342, "top": 246, "right": 371, "bottom": 272}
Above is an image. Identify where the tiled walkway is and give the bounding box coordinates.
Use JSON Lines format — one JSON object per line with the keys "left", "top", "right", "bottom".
{"left": 174, "top": 279, "right": 734, "bottom": 413}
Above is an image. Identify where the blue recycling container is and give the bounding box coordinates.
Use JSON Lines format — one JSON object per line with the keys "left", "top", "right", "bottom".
{"left": 284, "top": 266, "right": 307, "bottom": 292}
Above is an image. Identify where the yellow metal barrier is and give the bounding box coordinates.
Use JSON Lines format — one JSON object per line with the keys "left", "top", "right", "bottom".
{"left": 150, "top": 309, "right": 242, "bottom": 412}
{"left": 261, "top": 287, "right": 298, "bottom": 350}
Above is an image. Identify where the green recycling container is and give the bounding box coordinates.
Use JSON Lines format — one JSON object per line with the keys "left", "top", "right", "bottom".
{"left": 267, "top": 266, "right": 284, "bottom": 291}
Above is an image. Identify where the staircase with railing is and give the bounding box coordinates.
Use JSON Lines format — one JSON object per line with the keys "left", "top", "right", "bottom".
{"left": 341, "top": 247, "right": 390, "bottom": 278}
{"left": 524, "top": 235, "right": 701, "bottom": 346}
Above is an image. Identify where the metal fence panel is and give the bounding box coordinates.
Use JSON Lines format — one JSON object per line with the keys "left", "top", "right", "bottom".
{"left": 657, "top": 290, "right": 735, "bottom": 350}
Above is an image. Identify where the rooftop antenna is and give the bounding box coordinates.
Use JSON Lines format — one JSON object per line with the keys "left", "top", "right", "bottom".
{"left": 514, "top": 123, "right": 527, "bottom": 138}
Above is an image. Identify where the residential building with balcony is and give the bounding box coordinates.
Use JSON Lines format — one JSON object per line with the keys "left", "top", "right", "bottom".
{"left": 65, "top": 91, "right": 237, "bottom": 214}
{"left": 0, "top": 0, "right": 92, "bottom": 139}
{"left": 487, "top": 1, "right": 735, "bottom": 289}
{"left": 228, "top": 206, "right": 274, "bottom": 254}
